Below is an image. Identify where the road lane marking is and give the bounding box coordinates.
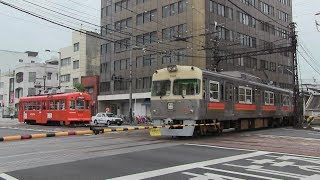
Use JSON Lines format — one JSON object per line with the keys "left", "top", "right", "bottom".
{"left": 187, "top": 143, "right": 320, "bottom": 159}
{"left": 224, "top": 163, "right": 307, "bottom": 179}
{"left": 185, "top": 143, "right": 257, "bottom": 152}
{"left": 108, "top": 151, "right": 270, "bottom": 180}
{"left": 200, "top": 167, "right": 280, "bottom": 180}
{"left": 0, "top": 173, "right": 19, "bottom": 180}
{"left": 182, "top": 172, "right": 245, "bottom": 180}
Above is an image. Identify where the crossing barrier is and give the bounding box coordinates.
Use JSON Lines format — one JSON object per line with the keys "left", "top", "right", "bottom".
{"left": 0, "top": 123, "right": 220, "bottom": 142}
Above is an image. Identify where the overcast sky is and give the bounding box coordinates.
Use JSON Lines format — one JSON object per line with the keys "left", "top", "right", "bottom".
{"left": 0, "top": 0, "right": 319, "bottom": 83}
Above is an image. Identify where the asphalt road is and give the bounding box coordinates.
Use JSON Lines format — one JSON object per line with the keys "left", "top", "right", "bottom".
{"left": 1, "top": 143, "right": 320, "bottom": 180}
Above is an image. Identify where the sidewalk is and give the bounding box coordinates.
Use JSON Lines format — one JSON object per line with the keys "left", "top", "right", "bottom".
{"left": 313, "top": 126, "right": 320, "bottom": 131}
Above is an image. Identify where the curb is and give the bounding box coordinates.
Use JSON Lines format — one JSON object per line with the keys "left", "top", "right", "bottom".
{"left": 0, "top": 123, "right": 220, "bottom": 142}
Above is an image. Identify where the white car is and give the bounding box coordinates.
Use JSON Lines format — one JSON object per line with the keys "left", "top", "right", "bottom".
{"left": 91, "top": 113, "right": 123, "bottom": 126}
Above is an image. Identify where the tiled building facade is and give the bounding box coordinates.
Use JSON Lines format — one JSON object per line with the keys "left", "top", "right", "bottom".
{"left": 98, "top": 0, "right": 292, "bottom": 116}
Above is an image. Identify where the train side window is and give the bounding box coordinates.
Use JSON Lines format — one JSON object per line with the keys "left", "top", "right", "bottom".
{"left": 49, "top": 100, "right": 58, "bottom": 110}
{"left": 225, "top": 82, "right": 234, "bottom": 101}
{"left": 282, "top": 94, "right": 290, "bottom": 106}
{"left": 59, "top": 100, "right": 65, "bottom": 110}
{"left": 264, "top": 91, "right": 275, "bottom": 105}
{"left": 42, "top": 101, "right": 46, "bottom": 110}
{"left": 70, "top": 100, "right": 75, "bottom": 110}
{"left": 209, "top": 81, "right": 219, "bottom": 102}
{"left": 239, "top": 86, "right": 252, "bottom": 104}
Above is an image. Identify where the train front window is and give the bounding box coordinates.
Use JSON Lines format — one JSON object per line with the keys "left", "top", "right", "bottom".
{"left": 151, "top": 80, "right": 171, "bottom": 96}
{"left": 76, "top": 100, "right": 85, "bottom": 110}
{"left": 173, "top": 79, "right": 200, "bottom": 96}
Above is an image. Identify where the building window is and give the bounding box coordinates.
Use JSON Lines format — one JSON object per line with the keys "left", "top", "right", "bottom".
{"left": 162, "top": 24, "right": 187, "bottom": 40}
{"left": 114, "top": 17, "right": 132, "bottom": 31}
{"left": 15, "top": 88, "right": 23, "bottom": 98}
{"left": 238, "top": 11, "right": 256, "bottom": 28}
{"left": 100, "top": 62, "right": 110, "bottom": 73}
{"left": 260, "top": 60, "right": 269, "bottom": 70}
{"left": 136, "top": 9, "right": 157, "bottom": 25}
{"left": 143, "top": 77, "right": 151, "bottom": 89}
{"left": 73, "top": 42, "right": 79, "bottom": 52}
{"left": 73, "top": 78, "right": 79, "bottom": 85}
{"left": 61, "top": 57, "right": 71, "bottom": 67}
{"left": 238, "top": 33, "right": 257, "bottom": 47}
{"left": 16, "top": 72, "right": 24, "bottom": 83}
{"left": 47, "top": 72, "right": 52, "bottom": 80}
{"left": 100, "top": 82, "right": 110, "bottom": 92}
{"left": 28, "top": 88, "right": 36, "bottom": 96}
{"left": 259, "top": 2, "right": 274, "bottom": 16}
{"left": 114, "top": 38, "right": 130, "bottom": 53}
{"left": 239, "top": 0, "right": 256, "bottom": 6}
{"left": 73, "top": 60, "right": 80, "bottom": 69}
{"left": 278, "top": 10, "right": 289, "bottom": 22}
{"left": 29, "top": 72, "right": 36, "bottom": 82}
{"left": 60, "top": 74, "right": 71, "bottom": 82}
{"left": 162, "top": 0, "right": 186, "bottom": 18}
{"left": 115, "top": 0, "right": 129, "bottom": 12}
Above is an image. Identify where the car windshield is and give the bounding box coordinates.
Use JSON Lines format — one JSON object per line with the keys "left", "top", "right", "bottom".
{"left": 106, "top": 113, "right": 114, "bottom": 117}
{"left": 151, "top": 80, "right": 171, "bottom": 96}
{"left": 173, "top": 79, "right": 200, "bottom": 96}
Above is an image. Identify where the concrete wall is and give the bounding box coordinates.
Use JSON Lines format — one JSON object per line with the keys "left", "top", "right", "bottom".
{"left": 60, "top": 31, "right": 101, "bottom": 89}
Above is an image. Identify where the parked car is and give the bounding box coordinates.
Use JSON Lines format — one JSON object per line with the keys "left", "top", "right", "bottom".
{"left": 91, "top": 113, "right": 123, "bottom": 126}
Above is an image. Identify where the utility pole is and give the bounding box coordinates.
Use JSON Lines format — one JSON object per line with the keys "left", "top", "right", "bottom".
{"left": 212, "top": 22, "right": 220, "bottom": 71}
{"left": 289, "top": 22, "right": 302, "bottom": 128}
{"left": 129, "top": 36, "right": 133, "bottom": 124}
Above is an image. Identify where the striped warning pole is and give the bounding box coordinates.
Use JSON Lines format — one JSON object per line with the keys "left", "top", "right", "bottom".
{"left": 0, "top": 123, "right": 220, "bottom": 142}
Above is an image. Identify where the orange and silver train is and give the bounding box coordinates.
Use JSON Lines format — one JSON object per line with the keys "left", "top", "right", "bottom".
{"left": 151, "top": 65, "right": 293, "bottom": 136}
{"left": 19, "top": 92, "right": 91, "bottom": 125}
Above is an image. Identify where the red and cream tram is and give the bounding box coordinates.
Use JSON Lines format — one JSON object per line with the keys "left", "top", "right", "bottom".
{"left": 18, "top": 92, "right": 91, "bottom": 125}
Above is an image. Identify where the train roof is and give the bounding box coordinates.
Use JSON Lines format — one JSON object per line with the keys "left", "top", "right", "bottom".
{"left": 19, "top": 92, "right": 90, "bottom": 101}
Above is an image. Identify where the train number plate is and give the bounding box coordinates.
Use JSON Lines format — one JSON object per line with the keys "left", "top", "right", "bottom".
{"left": 167, "top": 102, "right": 174, "bottom": 110}
{"left": 150, "top": 129, "right": 161, "bottom": 136}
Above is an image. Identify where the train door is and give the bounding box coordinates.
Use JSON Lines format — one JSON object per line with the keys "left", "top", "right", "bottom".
{"left": 225, "top": 82, "right": 234, "bottom": 116}
{"left": 40, "top": 100, "right": 48, "bottom": 124}
{"left": 202, "top": 78, "right": 208, "bottom": 118}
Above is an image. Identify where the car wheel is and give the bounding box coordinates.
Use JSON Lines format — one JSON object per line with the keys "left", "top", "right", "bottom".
{"left": 117, "top": 122, "right": 122, "bottom": 126}
{"left": 106, "top": 121, "right": 110, "bottom": 126}
{"left": 94, "top": 120, "right": 98, "bottom": 125}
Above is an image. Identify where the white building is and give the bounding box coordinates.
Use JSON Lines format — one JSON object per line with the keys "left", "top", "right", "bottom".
{"left": 14, "top": 60, "right": 59, "bottom": 107}
{"left": 0, "top": 73, "right": 14, "bottom": 117}
{"left": 0, "top": 50, "right": 41, "bottom": 74}
{"left": 59, "top": 31, "right": 100, "bottom": 89}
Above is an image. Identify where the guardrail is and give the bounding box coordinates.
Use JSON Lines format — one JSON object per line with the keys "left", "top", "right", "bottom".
{"left": 0, "top": 123, "right": 220, "bottom": 142}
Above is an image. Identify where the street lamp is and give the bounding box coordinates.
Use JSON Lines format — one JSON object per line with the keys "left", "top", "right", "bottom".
{"left": 129, "top": 36, "right": 144, "bottom": 123}
{"left": 45, "top": 49, "right": 61, "bottom": 88}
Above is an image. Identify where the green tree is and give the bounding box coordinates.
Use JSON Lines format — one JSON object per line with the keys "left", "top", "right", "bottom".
{"left": 74, "top": 83, "right": 85, "bottom": 92}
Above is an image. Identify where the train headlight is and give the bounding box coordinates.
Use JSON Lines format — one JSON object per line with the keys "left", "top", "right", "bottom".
{"left": 167, "top": 65, "right": 178, "bottom": 72}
